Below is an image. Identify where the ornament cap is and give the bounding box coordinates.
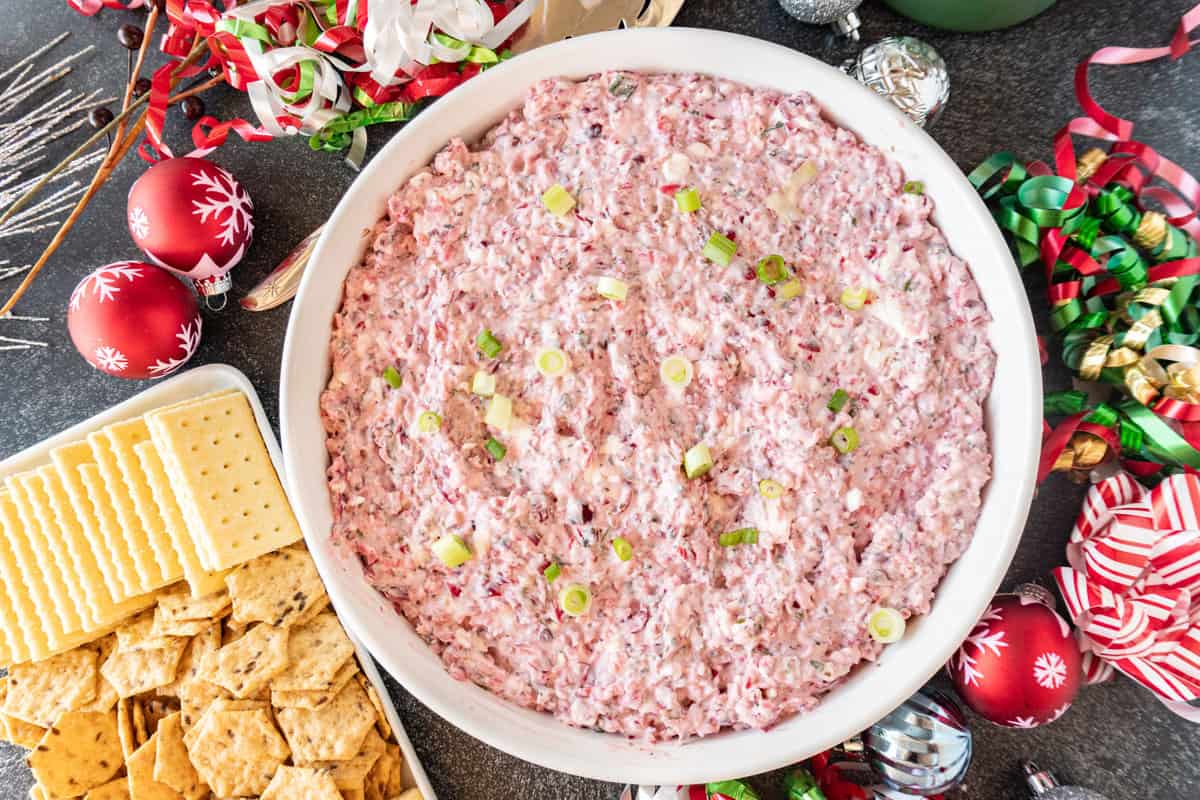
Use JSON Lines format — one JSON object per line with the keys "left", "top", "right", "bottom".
{"left": 1023, "top": 760, "right": 1061, "bottom": 795}
{"left": 194, "top": 272, "right": 232, "bottom": 299}
{"left": 1014, "top": 582, "right": 1056, "bottom": 609}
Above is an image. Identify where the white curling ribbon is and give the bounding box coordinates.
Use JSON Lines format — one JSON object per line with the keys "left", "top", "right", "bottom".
{"left": 619, "top": 787, "right": 693, "bottom": 800}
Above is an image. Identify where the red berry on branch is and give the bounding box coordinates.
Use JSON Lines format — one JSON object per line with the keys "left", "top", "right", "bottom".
{"left": 87, "top": 107, "right": 114, "bottom": 129}
{"left": 132, "top": 77, "right": 152, "bottom": 98}
{"left": 181, "top": 96, "right": 205, "bottom": 121}
{"left": 117, "top": 24, "right": 144, "bottom": 50}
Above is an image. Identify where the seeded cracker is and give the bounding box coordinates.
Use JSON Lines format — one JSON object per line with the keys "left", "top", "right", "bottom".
{"left": 261, "top": 765, "right": 343, "bottom": 800}
{"left": 275, "top": 679, "right": 376, "bottom": 762}
{"left": 153, "top": 712, "right": 205, "bottom": 798}
{"left": 225, "top": 545, "right": 327, "bottom": 627}
{"left": 0, "top": 680, "right": 45, "bottom": 749}
{"left": 27, "top": 710, "right": 122, "bottom": 797}
{"left": 102, "top": 635, "right": 187, "bottom": 698}
{"left": 77, "top": 636, "right": 119, "bottom": 713}
{"left": 271, "top": 611, "right": 355, "bottom": 692}
{"left": 206, "top": 622, "right": 290, "bottom": 698}
{"left": 84, "top": 777, "right": 132, "bottom": 799}
{"left": 300, "top": 727, "right": 385, "bottom": 793}
{"left": 3, "top": 648, "right": 98, "bottom": 727}
{"left": 357, "top": 673, "right": 393, "bottom": 740}
{"left": 127, "top": 732, "right": 183, "bottom": 800}
{"left": 270, "top": 658, "right": 359, "bottom": 710}
{"left": 156, "top": 586, "right": 230, "bottom": 624}
{"left": 158, "top": 621, "right": 219, "bottom": 699}
{"left": 186, "top": 707, "right": 290, "bottom": 796}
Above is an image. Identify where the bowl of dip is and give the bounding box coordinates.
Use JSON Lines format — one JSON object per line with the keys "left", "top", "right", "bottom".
{"left": 281, "top": 27, "right": 1040, "bottom": 785}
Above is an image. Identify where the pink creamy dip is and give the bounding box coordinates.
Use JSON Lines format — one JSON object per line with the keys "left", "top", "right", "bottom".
{"left": 321, "top": 72, "right": 995, "bottom": 742}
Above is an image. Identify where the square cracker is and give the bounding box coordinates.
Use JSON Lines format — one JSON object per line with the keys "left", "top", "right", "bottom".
{"left": 226, "top": 545, "right": 327, "bottom": 628}
{"left": 6, "top": 472, "right": 84, "bottom": 637}
{"left": 134, "top": 441, "right": 228, "bottom": 598}
{"left": 3, "top": 648, "right": 98, "bottom": 727}
{"left": 261, "top": 765, "right": 343, "bottom": 800}
{"left": 205, "top": 622, "right": 290, "bottom": 698}
{"left": 271, "top": 612, "right": 355, "bottom": 692}
{"left": 275, "top": 679, "right": 376, "bottom": 762}
{"left": 105, "top": 418, "right": 185, "bottom": 585}
{"left": 28, "top": 710, "right": 123, "bottom": 798}
{"left": 270, "top": 658, "right": 358, "bottom": 710}
{"left": 146, "top": 391, "right": 301, "bottom": 571}
{"left": 127, "top": 732, "right": 183, "bottom": 800}
{"left": 0, "top": 491, "right": 40, "bottom": 662}
{"left": 153, "top": 712, "right": 205, "bottom": 798}
{"left": 78, "top": 463, "right": 143, "bottom": 602}
{"left": 87, "top": 430, "right": 167, "bottom": 593}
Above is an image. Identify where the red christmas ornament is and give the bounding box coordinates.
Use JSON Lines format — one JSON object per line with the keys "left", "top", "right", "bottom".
{"left": 67, "top": 262, "right": 202, "bottom": 380}
{"left": 948, "top": 585, "right": 1081, "bottom": 728}
{"left": 126, "top": 156, "right": 253, "bottom": 298}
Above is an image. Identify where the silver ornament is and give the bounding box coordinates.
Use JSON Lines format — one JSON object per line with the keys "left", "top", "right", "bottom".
{"left": 860, "top": 687, "right": 972, "bottom": 796}
{"left": 843, "top": 36, "right": 950, "bottom": 127}
{"left": 1024, "top": 761, "right": 1113, "bottom": 800}
{"left": 777, "top": 0, "right": 863, "bottom": 40}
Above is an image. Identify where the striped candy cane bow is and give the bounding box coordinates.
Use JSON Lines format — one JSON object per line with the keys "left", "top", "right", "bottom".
{"left": 1053, "top": 472, "right": 1200, "bottom": 715}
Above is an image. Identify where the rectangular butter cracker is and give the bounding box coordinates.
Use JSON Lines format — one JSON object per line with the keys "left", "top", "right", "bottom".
{"left": 36, "top": 465, "right": 109, "bottom": 629}
{"left": 6, "top": 472, "right": 84, "bottom": 637}
{"left": 87, "top": 431, "right": 166, "bottom": 592}
{"left": 0, "top": 492, "right": 37, "bottom": 662}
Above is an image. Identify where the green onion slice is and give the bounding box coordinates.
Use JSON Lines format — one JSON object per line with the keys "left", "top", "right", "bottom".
{"left": 756, "top": 254, "right": 787, "bottom": 284}
{"left": 777, "top": 278, "right": 805, "bottom": 301}
{"left": 382, "top": 366, "right": 403, "bottom": 388}
{"left": 758, "top": 479, "right": 784, "bottom": 500}
{"left": 471, "top": 370, "right": 496, "bottom": 396}
{"left": 485, "top": 436, "right": 507, "bottom": 461}
{"left": 827, "top": 389, "right": 850, "bottom": 413}
{"left": 432, "top": 534, "right": 472, "bottom": 568}
{"left": 535, "top": 347, "right": 570, "bottom": 377}
{"left": 659, "top": 355, "right": 693, "bottom": 389}
{"left": 831, "top": 426, "right": 859, "bottom": 454}
{"left": 868, "top": 607, "right": 906, "bottom": 643}
{"left": 485, "top": 394, "right": 512, "bottom": 430}
{"left": 543, "top": 562, "right": 561, "bottom": 583}
{"left": 902, "top": 180, "right": 925, "bottom": 195}
{"left": 702, "top": 232, "right": 737, "bottom": 266}
{"left": 476, "top": 329, "right": 502, "bottom": 358}
{"left": 683, "top": 442, "right": 713, "bottom": 479}
{"left": 597, "top": 276, "right": 628, "bottom": 301}
{"left": 674, "top": 187, "right": 701, "bottom": 213}
{"left": 559, "top": 583, "right": 592, "bottom": 616}
{"left": 541, "top": 184, "right": 576, "bottom": 217}
{"left": 840, "top": 286, "right": 870, "bottom": 310}
{"left": 611, "top": 537, "right": 633, "bottom": 561}
{"left": 719, "top": 527, "right": 759, "bottom": 547}
{"left": 417, "top": 411, "right": 442, "bottom": 434}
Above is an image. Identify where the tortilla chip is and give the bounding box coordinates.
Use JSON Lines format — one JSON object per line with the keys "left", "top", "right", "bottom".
{"left": 270, "top": 612, "right": 354, "bottom": 692}
{"left": 186, "top": 706, "right": 290, "bottom": 797}
{"left": 299, "top": 728, "right": 385, "bottom": 793}
{"left": 205, "top": 622, "right": 290, "bottom": 699}
{"left": 356, "top": 674, "right": 393, "bottom": 741}
{"left": 27, "top": 710, "right": 122, "bottom": 797}
{"left": 85, "top": 777, "right": 132, "bottom": 799}
{"left": 153, "top": 712, "right": 204, "bottom": 798}
{"left": 226, "top": 546, "right": 328, "bottom": 628}
{"left": 270, "top": 659, "right": 358, "bottom": 710}
{"left": 260, "top": 765, "right": 343, "bottom": 800}
{"left": 156, "top": 587, "right": 230, "bottom": 624}
{"left": 4, "top": 648, "right": 98, "bottom": 727}
{"left": 101, "top": 636, "right": 187, "bottom": 698}
{"left": 126, "top": 733, "right": 183, "bottom": 800}
{"left": 275, "top": 679, "right": 376, "bottom": 762}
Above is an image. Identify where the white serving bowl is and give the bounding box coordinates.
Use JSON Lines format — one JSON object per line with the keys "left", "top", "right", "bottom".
{"left": 281, "top": 27, "right": 1041, "bottom": 786}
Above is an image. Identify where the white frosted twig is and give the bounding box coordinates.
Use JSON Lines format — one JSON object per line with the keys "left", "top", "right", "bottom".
{"left": 0, "top": 31, "right": 70, "bottom": 83}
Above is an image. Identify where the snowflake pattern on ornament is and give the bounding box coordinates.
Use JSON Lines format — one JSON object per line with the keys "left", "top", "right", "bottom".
{"left": 1048, "top": 702, "right": 1072, "bottom": 723}
{"left": 191, "top": 166, "right": 253, "bottom": 247}
{"left": 93, "top": 346, "right": 128, "bottom": 373}
{"left": 1006, "top": 715, "right": 1039, "bottom": 729}
{"left": 1033, "top": 651, "right": 1068, "bottom": 689}
{"left": 129, "top": 206, "right": 150, "bottom": 240}
{"left": 146, "top": 318, "right": 202, "bottom": 377}
{"left": 952, "top": 603, "right": 1008, "bottom": 687}
{"left": 69, "top": 263, "right": 143, "bottom": 311}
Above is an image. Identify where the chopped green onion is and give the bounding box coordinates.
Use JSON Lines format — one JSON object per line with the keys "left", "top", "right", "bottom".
{"left": 541, "top": 184, "right": 576, "bottom": 217}
{"left": 432, "top": 534, "right": 472, "bottom": 568}
{"left": 777, "top": 278, "right": 805, "bottom": 301}
{"left": 827, "top": 389, "right": 850, "bottom": 413}
{"left": 471, "top": 370, "right": 496, "bottom": 396}
{"left": 559, "top": 583, "right": 592, "bottom": 616}
{"left": 659, "top": 355, "right": 693, "bottom": 389}
{"left": 476, "top": 329, "right": 502, "bottom": 358}
{"left": 417, "top": 411, "right": 442, "bottom": 434}
{"left": 840, "top": 286, "right": 870, "bottom": 310}
{"left": 683, "top": 442, "right": 713, "bottom": 479}
{"left": 902, "top": 180, "right": 925, "bottom": 195}
{"left": 719, "top": 527, "right": 759, "bottom": 547}
{"left": 382, "top": 366, "right": 403, "bottom": 388}
{"left": 466, "top": 45, "right": 499, "bottom": 64}
{"left": 611, "top": 537, "right": 633, "bottom": 561}
{"left": 868, "top": 607, "right": 906, "bottom": 643}
{"left": 831, "top": 426, "right": 859, "bottom": 454}
{"left": 484, "top": 437, "right": 506, "bottom": 461}
{"left": 758, "top": 479, "right": 784, "bottom": 500}
{"left": 674, "top": 187, "right": 701, "bottom": 213}
{"left": 485, "top": 394, "right": 512, "bottom": 430}
{"left": 535, "top": 347, "right": 570, "bottom": 377}
{"left": 543, "top": 562, "right": 561, "bottom": 583}
{"left": 597, "top": 276, "right": 628, "bottom": 301}
{"left": 702, "top": 232, "right": 737, "bottom": 266}
{"left": 755, "top": 254, "right": 787, "bottom": 284}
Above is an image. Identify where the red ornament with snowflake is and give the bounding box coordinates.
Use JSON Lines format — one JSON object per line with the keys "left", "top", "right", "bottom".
{"left": 126, "top": 156, "right": 253, "bottom": 297}
{"left": 67, "top": 262, "right": 202, "bottom": 380}
{"left": 947, "top": 585, "right": 1082, "bottom": 728}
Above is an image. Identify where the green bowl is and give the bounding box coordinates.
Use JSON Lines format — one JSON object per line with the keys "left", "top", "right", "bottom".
{"left": 882, "top": 0, "right": 1057, "bottom": 32}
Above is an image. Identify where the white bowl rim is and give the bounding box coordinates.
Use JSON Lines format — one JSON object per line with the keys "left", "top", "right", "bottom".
{"left": 281, "top": 26, "right": 1041, "bottom": 785}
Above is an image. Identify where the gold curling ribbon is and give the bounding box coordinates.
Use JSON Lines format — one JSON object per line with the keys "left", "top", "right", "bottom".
{"left": 1081, "top": 334, "right": 1114, "bottom": 380}
{"left": 1133, "top": 211, "right": 1169, "bottom": 251}
{"left": 1124, "top": 364, "right": 1161, "bottom": 405}
{"left": 1132, "top": 287, "right": 1171, "bottom": 306}
{"left": 1076, "top": 148, "right": 1108, "bottom": 183}
{"left": 1104, "top": 346, "right": 1141, "bottom": 368}
{"left": 1052, "top": 431, "right": 1112, "bottom": 483}
{"left": 1123, "top": 309, "right": 1163, "bottom": 350}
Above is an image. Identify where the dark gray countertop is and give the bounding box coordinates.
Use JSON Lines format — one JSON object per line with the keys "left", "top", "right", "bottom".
{"left": 2, "top": 1, "right": 1197, "bottom": 798}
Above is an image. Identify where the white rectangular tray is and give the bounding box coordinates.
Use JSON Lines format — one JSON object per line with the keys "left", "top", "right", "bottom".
{"left": 0, "top": 362, "right": 437, "bottom": 799}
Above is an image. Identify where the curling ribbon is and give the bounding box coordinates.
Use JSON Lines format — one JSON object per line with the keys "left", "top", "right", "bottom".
{"left": 971, "top": 4, "right": 1200, "bottom": 482}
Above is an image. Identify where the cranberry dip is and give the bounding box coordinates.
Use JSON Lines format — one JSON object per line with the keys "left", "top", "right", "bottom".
{"left": 321, "top": 72, "right": 995, "bottom": 742}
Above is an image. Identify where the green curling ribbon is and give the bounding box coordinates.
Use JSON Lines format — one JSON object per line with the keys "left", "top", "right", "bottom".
{"left": 1017, "top": 175, "right": 1084, "bottom": 228}
{"left": 1120, "top": 419, "right": 1145, "bottom": 453}
{"left": 1045, "top": 389, "right": 1089, "bottom": 416}
{"left": 782, "top": 769, "right": 827, "bottom": 800}
{"left": 966, "top": 152, "right": 1026, "bottom": 200}
{"left": 1086, "top": 403, "right": 1120, "bottom": 428}
{"left": 309, "top": 100, "right": 420, "bottom": 152}
{"left": 706, "top": 781, "right": 761, "bottom": 800}
{"left": 1120, "top": 401, "right": 1200, "bottom": 468}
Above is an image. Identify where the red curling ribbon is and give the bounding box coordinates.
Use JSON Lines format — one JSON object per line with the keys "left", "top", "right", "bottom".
{"left": 67, "top": 0, "right": 146, "bottom": 15}
{"left": 1038, "top": 412, "right": 1123, "bottom": 483}
{"left": 189, "top": 114, "right": 273, "bottom": 154}
{"left": 1154, "top": 398, "right": 1200, "bottom": 422}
